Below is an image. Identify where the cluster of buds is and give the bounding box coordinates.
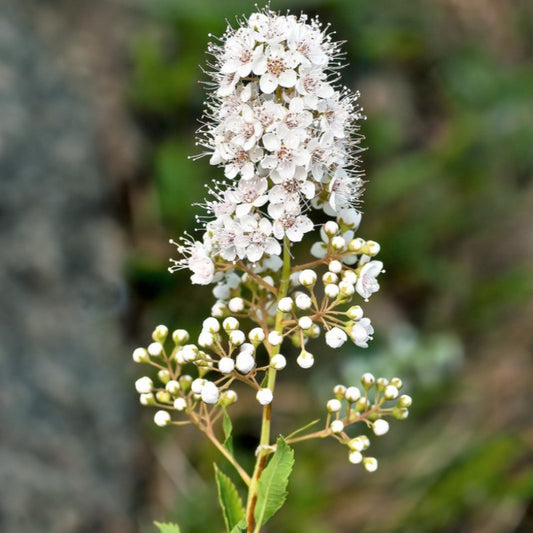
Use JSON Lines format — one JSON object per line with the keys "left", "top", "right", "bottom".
{"left": 133, "top": 7, "right": 411, "bottom": 472}
{"left": 321, "top": 374, "right": 411, "bottom": 471}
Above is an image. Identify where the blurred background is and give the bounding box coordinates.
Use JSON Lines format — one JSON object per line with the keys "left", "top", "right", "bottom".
{"left": 1, "top": 0, "right": 532, "bottom": 532}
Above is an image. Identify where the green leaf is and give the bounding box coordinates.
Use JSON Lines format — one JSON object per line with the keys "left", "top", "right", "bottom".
{"left": 254, "top": 437, "right": 295, "bottom": 527}
{"left": 230, "top": 518, "right": 247, "bottom": 533}
{"left": 154, "top": 521, "right": 181, "bottom": 533}
{"left": 214, "top": 464, "right": 246, "bottom": 532}
{"left": 222, "top": 408, "right": 234, "bottom": 455}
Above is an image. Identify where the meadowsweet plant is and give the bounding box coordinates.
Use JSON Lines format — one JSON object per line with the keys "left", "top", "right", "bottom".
{"left": 133, "top": 7, "right": 412, "bottom": 533}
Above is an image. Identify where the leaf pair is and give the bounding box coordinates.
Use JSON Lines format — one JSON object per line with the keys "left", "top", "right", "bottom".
{"left": 215, "top": 437, "right": 295, "bottom": 533}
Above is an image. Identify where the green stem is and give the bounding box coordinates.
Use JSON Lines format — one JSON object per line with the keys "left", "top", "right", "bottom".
{"left": 245, "top": 238, "right": 292, "bottom": 533}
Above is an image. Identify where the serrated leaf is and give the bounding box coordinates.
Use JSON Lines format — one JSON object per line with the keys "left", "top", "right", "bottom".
{"left": 254, "top": 437, "right": 294, "bottom": 527}
{"left": 222, "top": 408, "right": 234, "bottom": 455}
{"left": 214, "top": 464, "right": 246, "bottom": 532}
{"left": 230, "top": 517, "right": 247, "bottom": 533}
{"left": 154, "top": 521, "right": 181, "bottom": 533}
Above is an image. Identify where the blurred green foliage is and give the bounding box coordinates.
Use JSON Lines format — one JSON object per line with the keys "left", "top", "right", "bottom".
{"left": 128, "top": 1, "right": 533, "bottom": 532}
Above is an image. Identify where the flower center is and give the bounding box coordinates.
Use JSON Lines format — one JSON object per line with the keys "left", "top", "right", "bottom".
{"left": 267, "top": 58, "right": 286, "bottom": 77}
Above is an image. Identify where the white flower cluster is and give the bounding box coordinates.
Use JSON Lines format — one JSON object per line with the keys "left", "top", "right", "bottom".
{"left": 325, "top": 376, "right": 412, "bottom": 471}
{"left": 170, "top": 8, "right": 364, "bottom": 285}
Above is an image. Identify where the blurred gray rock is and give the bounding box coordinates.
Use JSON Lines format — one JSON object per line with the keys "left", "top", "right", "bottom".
{"left": 0, "top": 3, "right": 139, "bottom": 532}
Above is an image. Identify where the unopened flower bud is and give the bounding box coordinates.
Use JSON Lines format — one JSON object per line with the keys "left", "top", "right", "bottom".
{"left": 148, "top": 342, "right": 163, "bottom": 357}
{"left": 154, "top": 410, "right": 171, "bottom": 427}
{"left": 172, "top": 329, "right": 189, "bottom": 345}
{"left": 322, "top": 272, "right": 338, "bottom": 284}
{"left": 173, "top": 397, "right": 187, "bottom": 411}
{"left": 329, "top": 260, "right": 342, "bottom": 273}
{"left": 325, "top": 284, "right": 340, "bottom": 298}
{"left": 270, "top": 353, "right": 287, "bottom": 370}
{"left": 211, "top": 301, "right": 227, "bottom": 318}
{"left": 181, "top": 344, "right": 198, "bottom": 362}
{"left": 348, "top": 437, "right": 365, "bottom": 452}
{"left": 218, "top": 357, "right": 235, "bottom": 374}
{"left": 361, "top": 373, "right": 375, "bottom": 389}
{"left": 384, "top": 385, "right": 399, "bottom": 400}
{"left": 236, "top": 351, "right": 255, "bottom": 374}
{"left": 135, "top": 376, "right": 153, "bottom": 394}
{"left": 268, "top": 331, "right": 283, "bottom": 346}
{"left": 223, "top": 317, "right": 239, "bottom": 331}
{"left": 345, "top": 386, "right": 361, "bottom": 402}
{"left": 294, "top": 293, "right": 312, "bottom": 310}
{"left": 297, "top": 350, "right": 314, "bottom": 369}
{"left": 191, "top": 378, "right": 205, "bottom": 395}
{"left": 140, "top": 392, "right": 155, "bottom": 405}
{"left": 348, "top": 238, "right": 365, "bottom": 253}
{"left": 398, "top": 394, "right": 412, "bottom": 408}
{"left": 331, "top": 236, "right": 346, "bottom": 251}
{"left": 324, "top": 221, "right": 339, "bottom": 236}
{"left": 132, "top": 347, "right": 149, "bottom": 363}
{"left": 327, "top": 399, "right": 342, "bottom": 413}
{"left": 355, "top": 397, "right": 369, "bottom": 411}
{"left": 342, "top": 270, "right": 357, "bottom": 285}
{"left": 363, "top": 240, "right": 381, "bottom": 256}
{"left": 390, "top": 377, "right": 403, "bottom": 389}
{"left": 393, "top": 407, "right": 409, "bottom": 420}
{"left": 165, "top": 380, "right": 180, "bottom": 394}
{"left": 158, "top": 369, "right": 170, "bottom": 384}
{"left": 333, "top": 384, "right": 346, "bottom": 399}
{"left": 346, "top": 305, "right": 363, "bottom": 320}
{"left": 201, "top": 381, "right": 219, "bottom": 404}
{"left": 229, "top": 330, "right": 245, "bottom": 345}
{"left": 376, "top": 377, "right": 389, "bottom": 392}
{"left": 325, "top": 327, "right": 348, "bottom": 348}
{"left": 330, "top": 420, "right": 344, "bottom": 433}
{"left": 202, "top": 317, "right": 220, "bottom": 333}
{"left": 348, "top": 450, "right": 363, "bottom": 464}
{"left": 363, "top": 457, "right": 378, "bottom": 472}
{"left": 299, "top": 269, "right": 317, "bottom": 287}
{"left": 278, "top": 297, "right": 294, "bottom": 312}
{"left": 156, "top": 390, "right": 171, "bottom": 404}
{"left": 298, "top": 316, "right": 313, "bottom": 330}
{"left": 256, "top": 388, "right": 273, "bottom": 405}
{"left": 228, "top": 297, "right": 244, "bottom": 313}
{"left": 339, "top": 281, "right": 355, "bottom": 296}
{"left": 178, "top": 375, "right": 192, "bottom": 392}
{"left": 249, "top": 327, "right": 265, "bottom": 343}
{"left": 373, "top": 419, "right": 390, "bottom": 436}
{"left": 198, "top": 331, "right": 215, "bottom": 348}
{"left": 152, "top": 325, "right": 168, "bottom": 343}
{"left": 220, "top": 390, "right": 238, "bottom": 406}
{"left": 307, "top": 324, "right": 321, "bottom": 338}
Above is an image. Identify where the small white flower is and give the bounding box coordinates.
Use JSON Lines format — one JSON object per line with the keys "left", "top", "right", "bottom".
{"left": 348, "top": 437, "right": 365, "bottom": 452}
{"left": 253, "top": 43, "right": 299, "bottom": 94}
{"left": 324, "top": 221, "right": 339, "bottom": 236}
{"left": 339, "top": 280, "right": 355, "bottom": 297}
{"left": 355, "top": 261, "right": 383, "bottom": 300}
{"left": 256, "top": 388, "right": 273, "bottom": 405}
{"left": 198, "top": 331, "right": 215, "bottom": 348}
{"left": 346, "top": 305, "right": 363, "bottom": 320}
{"left": 330, "top": 420, "right": 344, "bottom": 433}
{"left": 327, "top": 399, "right": 342, "bottom": 413}
{"left": 173, "top": 397, "right": 187, "bottom": 411}
{"left": 135, "top": 377, "right": 153, "bottom": 394}
{"left": 342, "top": 270, "right": 357, "bottom": 285}
{"left": 191, "top": 378, "right": 206, "bottom": 395}
{"left": 268, "top": 331, "right": 283, "bottom": 346}
{"left": 325, "top": 327, "right": 347, "bottom": 348}
{"left": 350, "top": 318, "right": 374, "bottom": 348}
{"left": 201, "top": 381, "right": 220, "bottom": 405}
{"left": 331, "top": 236, "right": 346, "bottom": 251}
{"left": 270, "top": 353, "right": 287, "bottom": 370}
{"left": 172, "top": 329, "right": 190, "bottom": 344}
{"left": 223, "top": 317, "right": 239, "bottom": 331}
{"left": 147, "top": 342, "right": 163, "bottom": 357}
{"left": 154, "top": 410, "right": 171, "bottom": 427}
{"left": 218, "top": 357, "right": 235, "bottom": 374}
{"left": 236, "top": 351, "right": 255, "bottom": 374}
{"left": 211, "top": 301, "right": 227, "bottom": 318}
{"left": 363, "top": 457, "right": 379, "bottom": 472}
{"left": 181, "top": 344, "right": 198, "bottom": 362}
{"left": 328, "top": 260, "right": 343, "bottom": 273}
